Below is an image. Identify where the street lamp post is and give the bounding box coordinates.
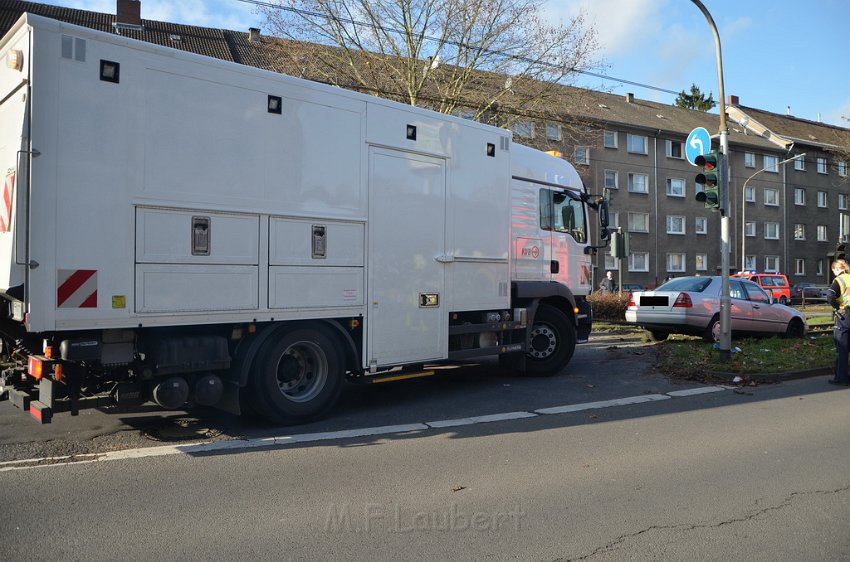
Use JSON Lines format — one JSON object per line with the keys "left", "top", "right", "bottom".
{"left": 740, "top": 154, "right": 804, "bottom": 273}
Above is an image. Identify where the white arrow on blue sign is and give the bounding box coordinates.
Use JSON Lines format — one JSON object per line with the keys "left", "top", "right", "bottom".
{"left": 685, "top": 127, "right": 712, "bottom": 166}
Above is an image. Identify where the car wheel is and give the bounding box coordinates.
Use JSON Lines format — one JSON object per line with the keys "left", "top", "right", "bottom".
{"left": 779, "top": 296, "right": 788, "bottom": 305}
{"left": 703, "top": 315, "right": 721, "bottom": 343}
{"left": 524, "top": 304, "right": 576, "bottom": 377}
{"left": 644, "top": 330, "right": 669, "bottom": 342}
{"left": 785, "top": 318, "right": 805, "bottom": 338}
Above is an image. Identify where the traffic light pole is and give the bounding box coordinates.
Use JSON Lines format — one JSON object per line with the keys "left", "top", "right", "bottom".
{"left": 691, "top": 0, "right": 731, "bottom": 361}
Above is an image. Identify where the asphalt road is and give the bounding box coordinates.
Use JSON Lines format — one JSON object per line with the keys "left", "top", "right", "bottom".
{"left": 2, "top": 375, "right": 849, "bottom": 561}
{"left": 0, "top": 331, "right": 670, "bottom": 462}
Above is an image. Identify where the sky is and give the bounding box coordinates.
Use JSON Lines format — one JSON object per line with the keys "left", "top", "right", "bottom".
{"left": 31, "top": 0, "right": 850, "bottom": 128}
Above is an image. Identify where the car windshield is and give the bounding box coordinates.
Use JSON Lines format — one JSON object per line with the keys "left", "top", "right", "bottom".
{"left": 656, "top": 277, "right": 712, "bottom": 292}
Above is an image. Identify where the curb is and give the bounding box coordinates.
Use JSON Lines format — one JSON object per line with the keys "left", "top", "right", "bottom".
{"left": 711, "top": 367, "right": 832, "bottom": 383}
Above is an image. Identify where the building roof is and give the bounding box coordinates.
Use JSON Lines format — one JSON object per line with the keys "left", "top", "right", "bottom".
{"left": 0, "top": 0, "right": 268, "bottom": 67}
{"left": 1, "top": 0, "right": 847, "bottom": 155}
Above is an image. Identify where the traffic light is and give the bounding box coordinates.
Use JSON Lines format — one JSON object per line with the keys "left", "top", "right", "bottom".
{"left": 837, "top": 241, "right": 847, "bottom": 261}
{"left": 694, "top": 150, "right": 720, "bottom": 211}
{"left": 611, "top": 231, "right": 624, "bottom": 258}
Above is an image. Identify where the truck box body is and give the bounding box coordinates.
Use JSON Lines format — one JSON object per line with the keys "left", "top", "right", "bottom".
{"left": 0, "top": 14, "right": 597, "bottom": 424}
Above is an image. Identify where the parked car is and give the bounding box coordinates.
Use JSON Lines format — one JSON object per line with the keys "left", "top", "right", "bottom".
{"left": 789, "top": 283, "right": 829, "bottom": 304}
{"left": 731, "top": 272, "right": 791, "bottom": 304}
{"left": 622, "top": 283, "right": 645, "bottom": 292}
{"left": 625, "top": 276, "right": 807, "bottom": 342}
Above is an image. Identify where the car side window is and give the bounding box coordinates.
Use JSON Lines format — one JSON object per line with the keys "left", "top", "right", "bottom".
{"left": 729, "top": 280, "right": 746, "bottom": 300}
{"left": 743, "top": 281, "right": 770, "bottom": 303}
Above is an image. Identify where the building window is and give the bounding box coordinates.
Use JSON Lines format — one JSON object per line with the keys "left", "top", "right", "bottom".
{"left": 629, "top": 252, "right": 649, "bottom": 272}
{"left": 511, "top": 121, "right": 534, "bottom": 138}
{"left": 840, "top": 161, "right": 847, "bottom": 177}
{"left": 764, "top": 188, "right": 778, "bottom": 206}
{"left": 817, "top": 157, "right": 828, "bottom": 174}
{"left": 667, "top": 253, "right": 686, "bottom": 272}
{"left": 695, "top": 217, "right": 707, "bottom": 234}
{"left": 627, "top": 134, "right": 648, "bottom": 154}
{"left": 794, "top": 155, "right": 806, "bottom": 171}
{"left": 817, "top": 259, "right": 824, "bottom": 276}
{"left": 765, "top": 222, "right": 780, "bottom": 239}
{"left": 818, "top": 191, "right": 827, "bottom": 208}
{"left": 794, "top": 188, "right": 806, "bottom": 206}
{"left": 608, "top": 211, "right": 620, "bottom": 228}
{"left": 666, "top": 140, "right": 683, "bottom": 159}
{"left": 744, "top": 185, "right": 755, "bottom": 202}
{"left": 574, "top": 147, "right": 590, "bottom": 165}
{"left": 666, "top": 215, "right": 685, "bottom": 235}
{"left": 745, "top": 255, "right": 756, "bottom": 270}
{"left": 794, "top": 224, "right": 805, "bottom": 240}
{"left": 546, "top": 122, "right": 561, "bottom": 141}
{"left": 628, "top": 212, "right": 649, "bottom": 233}
{"left": 745, "top": 222, "right": 756, "bottom": 237}
{"left": 763, "top": 155, "right": 779, "bottom": 172}
{"left": 628, "top": 173, "right": 648, "bottom": 193}
{"left": 695, "top": 254, "right": 707, "bottom": 271}
{"left": 744, "top": 152, "right": 755, "bottom": 168}
{"left": 765, "top": 256, "right": 779, "bottom": 273}
{"left": 840, "top": 194, "right": 848, "bottom": 210}
{"left": 795, "top": 259, "right": 805, "bottom": 275}
{"left": 818, "top": 225, "right": 828, "bottom": 241}
{"left": 604, "top": 170, "right": 618, "bottom": 189}
{"left": 604, "top": 252, "right": 617, "bottom": 270}
{"left": 666, "top": 178, "right": 685, "bottom": 197}
{"left": 603, "top": 130, "right": 618, "bottom": 148}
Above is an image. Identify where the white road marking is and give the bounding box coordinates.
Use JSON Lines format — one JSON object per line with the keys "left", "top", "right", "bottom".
{"left": 0, "top": 386, "right": 729, "bottom": 471}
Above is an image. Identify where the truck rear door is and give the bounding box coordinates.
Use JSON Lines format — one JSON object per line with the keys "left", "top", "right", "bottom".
{"left": 0, "top": 27, "right": 30, "bottom": 296}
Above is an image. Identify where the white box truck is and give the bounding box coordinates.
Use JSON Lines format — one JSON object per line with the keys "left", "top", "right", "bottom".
{"left": 0, "top": 14, "right": 608, "bottom": 424}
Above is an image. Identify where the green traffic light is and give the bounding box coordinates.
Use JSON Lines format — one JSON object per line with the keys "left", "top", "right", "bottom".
{"left": 695, "top": 186, "right": 720, "bottom": 210}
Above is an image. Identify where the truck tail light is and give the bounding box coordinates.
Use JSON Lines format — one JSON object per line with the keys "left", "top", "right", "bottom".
{"left": 27, "top": 356, "right": 44, "bottom": 380}
{"left": 673, "top": 293, "right": 693, "bottom": 308}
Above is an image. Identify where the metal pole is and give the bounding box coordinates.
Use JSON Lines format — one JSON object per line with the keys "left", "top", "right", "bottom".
{"left": 690, "top": 0, "right": 730, "bottom": 360}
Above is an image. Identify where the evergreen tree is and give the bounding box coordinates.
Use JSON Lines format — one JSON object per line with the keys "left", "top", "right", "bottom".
{"left": 675, "top": 84, "right": 716, "bottom": 111}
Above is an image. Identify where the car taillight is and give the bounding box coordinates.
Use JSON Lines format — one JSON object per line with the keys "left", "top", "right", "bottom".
{"left": 673, "top": 293, "right": 693, "bottom": 308}
{"left": 627, "top": 292, "right": 636, "bottom": 307}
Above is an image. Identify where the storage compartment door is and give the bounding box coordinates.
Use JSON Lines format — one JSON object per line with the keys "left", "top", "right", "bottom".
{"left": 368, "top": 148, "right": 446, "bottom": 365}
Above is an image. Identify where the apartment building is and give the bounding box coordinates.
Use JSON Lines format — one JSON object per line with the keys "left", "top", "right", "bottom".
{"left": 2, "top": 0, "right": 848, "bottom": 289}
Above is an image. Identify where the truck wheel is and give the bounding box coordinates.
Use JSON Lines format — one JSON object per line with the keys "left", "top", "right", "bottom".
{"left": 249, "top": 325, "right": 344, "bottom": 424}
{"left": 525, "top": 304, "right": 576, "bottom": 376}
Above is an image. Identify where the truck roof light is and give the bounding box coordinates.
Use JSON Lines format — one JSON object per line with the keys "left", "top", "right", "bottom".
{"left": 6, "top": 49, "right": 23, "bottom": 71}
{"left": 267, "top": 95, "right": 282, "bottom": 114}
{"left": 99, "top": 59, "right": 120, "bottom": 83}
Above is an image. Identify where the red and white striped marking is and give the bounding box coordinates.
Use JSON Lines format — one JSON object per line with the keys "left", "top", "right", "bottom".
{"left": 0, "top": 173, "right": 15, "bottom": 233}
{"left": 57, "top": 269, "right": 98, "bottom": 308}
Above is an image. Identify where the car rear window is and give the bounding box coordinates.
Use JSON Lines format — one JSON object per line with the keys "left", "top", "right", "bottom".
{"left": 656, "top": 278, "right": 712, "bottom": 292}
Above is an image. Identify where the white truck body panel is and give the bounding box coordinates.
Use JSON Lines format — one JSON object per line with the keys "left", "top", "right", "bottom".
{"left": 0, "top": 14, "right": 552, "bottom": 371}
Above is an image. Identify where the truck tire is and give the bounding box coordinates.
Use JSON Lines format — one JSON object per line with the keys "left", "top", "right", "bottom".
{"left": 249, "top": 325, "right": 344, "bottom": 424}
{"left": 525, "top": 304, "right": 576, "bottom": 376}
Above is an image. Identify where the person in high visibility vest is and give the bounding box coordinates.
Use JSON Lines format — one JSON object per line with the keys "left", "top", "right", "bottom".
{"left": 828, "top": 259, "right": 850, "bottom": 385}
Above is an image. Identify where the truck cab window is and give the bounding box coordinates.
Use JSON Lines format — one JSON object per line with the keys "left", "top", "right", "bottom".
{"left": 540, "top": 188, "right": 586, "bottom": 243}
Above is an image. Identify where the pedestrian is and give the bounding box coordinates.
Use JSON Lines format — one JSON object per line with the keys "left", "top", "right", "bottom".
{"left": 828, "top": 259, "right": 850, "bottom": 386}
{"left": 599, "top": 270, "right": 616, "bottom": 293}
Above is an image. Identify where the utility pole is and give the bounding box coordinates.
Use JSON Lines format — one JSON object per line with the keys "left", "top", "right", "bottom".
{"left": 690, "top": 0, "right": 731, "bottom": 361}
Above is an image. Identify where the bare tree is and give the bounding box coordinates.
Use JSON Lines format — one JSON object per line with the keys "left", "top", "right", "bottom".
{"left": 261, "top": 0, "right": 600, "bottom": 127}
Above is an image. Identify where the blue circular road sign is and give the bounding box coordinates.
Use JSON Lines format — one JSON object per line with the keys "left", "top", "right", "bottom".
{"left": 685, "top": 127, "right": 711, "bottom": 165}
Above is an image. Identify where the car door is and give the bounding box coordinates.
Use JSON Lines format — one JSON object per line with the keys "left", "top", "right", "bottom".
{"left": 728, "top": 280, "right": 754, "bottom": 332}
{"left": 742, "top": 280, "right": 786, "bottom": 334}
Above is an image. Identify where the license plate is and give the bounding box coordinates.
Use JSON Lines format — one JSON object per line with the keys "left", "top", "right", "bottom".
{"left": 640, "top": 296, "right": 668, "bottom": 306}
